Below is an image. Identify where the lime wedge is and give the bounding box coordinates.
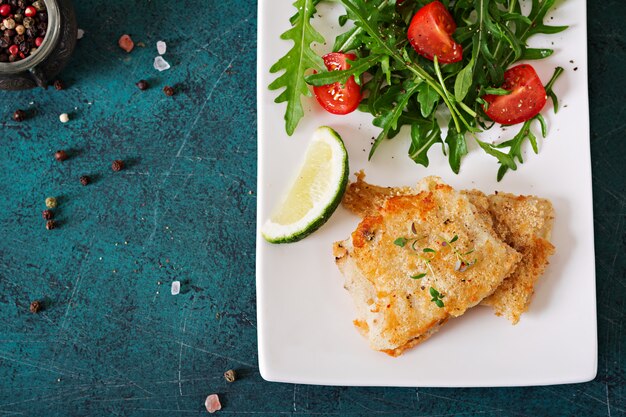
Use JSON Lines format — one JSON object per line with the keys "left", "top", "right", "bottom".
{"left": 262, "top": 126, "right": 349, "bottom": 243}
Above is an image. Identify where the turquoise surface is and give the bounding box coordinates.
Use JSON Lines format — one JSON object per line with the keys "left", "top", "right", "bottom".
{"left": 0, "top": 1, "right": 623, "bottom": 415}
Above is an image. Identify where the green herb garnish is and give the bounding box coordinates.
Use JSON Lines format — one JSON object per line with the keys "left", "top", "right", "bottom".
{"left": 394, "top": 237, "right": 408, "bottom": 247}
{"left": 411, "top": 273, "right": 427, "bottom": 280}
{"left": 429, "top": 287, "right": 445, "bottom": 308}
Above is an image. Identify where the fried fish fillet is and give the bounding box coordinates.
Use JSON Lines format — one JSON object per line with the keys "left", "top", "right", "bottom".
{"left": 333, "top": 177, "right": 521, "bottom": 356}
{"left": 467, "top": 191, "right": 555, "bottom": 323}
{"left": 342, "top": 171, "right": 555, "bottom": 324}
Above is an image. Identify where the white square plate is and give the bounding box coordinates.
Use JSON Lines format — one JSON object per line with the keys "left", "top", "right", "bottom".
{"left": 256, "top": 0, "right": 597, "bottom": 386}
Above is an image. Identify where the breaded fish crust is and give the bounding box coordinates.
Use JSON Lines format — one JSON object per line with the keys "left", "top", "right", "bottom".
{"left": 342, "top": 171, "right": 555, "bottom": 324}
{"left": 334, "top": 176, "right": 521, "bottom": 356}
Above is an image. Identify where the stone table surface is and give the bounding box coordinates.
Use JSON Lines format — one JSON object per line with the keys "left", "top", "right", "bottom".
{"left": 0, "top": 1, "right": 623, "bottom": 416}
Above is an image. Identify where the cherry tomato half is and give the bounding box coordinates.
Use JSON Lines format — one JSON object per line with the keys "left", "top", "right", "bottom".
{"left": 313, "top": 52, "right": 362, "bottom": 115}
{"left": 407, "top": 1, "right": 462, "bottom": 64}
{"left": 483, "top": 64, "right": 547, "bottom": 125}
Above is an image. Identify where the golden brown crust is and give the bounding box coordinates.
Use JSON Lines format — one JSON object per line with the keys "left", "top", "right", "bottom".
{"left": 341, "top": 173, "right": 556, "bottom": 326}
{"left": 335, "top": 176, "right": 521, "bottom": 354}
{"left": 342, "top": 170, "right": 415, "bottom": 218}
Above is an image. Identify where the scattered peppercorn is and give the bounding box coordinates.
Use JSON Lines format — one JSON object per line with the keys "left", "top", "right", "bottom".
{"left": 13, "top": 109, "right": 25, "bottom": 122}
{"left": 111, "top": 160, "right": 124, "bottom": 172}
{"left": 42, "top": 209, "right": 53, "bottom": 220}
{"left": 45, "top": 196, "right": 57, "bottom": 208}
{"left": 79, "top": 175, "right": 90, "bottom": 186}
{"left": 224, "top": 369, "right": 236, "bottom": 383}
{"left": 53, "top": 79, "right": 64, "bottom": 90}
{"left": 59, "top": 113, "right": 69, "bottom": 123}
{"left": 136, "top": 79, "right": 149, "bottom": 90}
{"left": 29, "top": 300, "right": 42, "bottom": 313}
{"left": 45, "top": 220, "right": 56, "bottom": 230}
{"left": 54, "top": 150, "right": 68, "bottom": 161}
{"left": 163, "top": 85, "right": 175, "bottom": 96}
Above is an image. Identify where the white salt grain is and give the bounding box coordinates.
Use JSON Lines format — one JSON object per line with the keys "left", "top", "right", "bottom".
{"left": 153, "top": 56, "right": 170, "bottom": 71}
{"left": 77, "top": 28, "right": 84, "bottom": 39}
{"left": 171, "top": 281, "right": 180, "bottom": 295}
{"left": 156, "top": 40, "right": 166, "bottom": 55}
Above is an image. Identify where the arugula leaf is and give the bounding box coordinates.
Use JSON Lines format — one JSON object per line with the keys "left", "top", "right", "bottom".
{"left": 268, "top": 0, "right": 325, "bottom": 135}
{"left": 454, "top": 35, "right": 480, "bottom": 102}
{"left": 545, "top": 66, "right": 565, "bottom": 113}
{"left": 304, "top": 54, "right": 383, "bottom": 86}
{"left": 444, "top": 123, "right": 468, "bottom": 174}
{"left": 408, "top": 119, "right": 442, "bottom": 167}
{"left": 416, "top": 83, "right": 439, "bottom": 118}
{"left": 370, "top": 80, "right": 423, "bottom": 159}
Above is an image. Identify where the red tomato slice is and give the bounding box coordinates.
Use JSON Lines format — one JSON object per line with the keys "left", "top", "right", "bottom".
{"left": 407, "top": 1, "right": 462, "bottom": 64}
{"left": 313, "top": 52, "right": 362, "bottom": 115}
{"left": 483, "top": 64, "right": 547, "bottom": 125}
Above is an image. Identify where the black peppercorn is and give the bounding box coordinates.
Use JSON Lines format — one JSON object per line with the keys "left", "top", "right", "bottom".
{"left": 79, "top": 175, "right": 90, "bottom": 186}
{"left": 13, "top": 109, "right": 25, "bottom": 122}
{"left": 136, "top": 80, "right": 149, "bottom": 91}
{"left": 45, "top": 220, "right": 56, "bottom": 230}
{"left": 112, "top": 160, "right": 124, "bottom": 172}
{"left": 53, "top": 79, "right": 64, "bottom": 90}
{"left": 54, "top": 150, "right": 68, "bottom": 162}
{"left": 163, "top": 85, "right": 175, "bottom": 97}
{"left": 42, "top": 209, "right": 53, "bottom": 220}
{"left": 30, "top": 300, "right": 42, "bottom": 313}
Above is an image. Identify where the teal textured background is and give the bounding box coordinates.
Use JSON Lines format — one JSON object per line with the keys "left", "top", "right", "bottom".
{"left": 0, "top": 0, "right": 623, "bottom": 416}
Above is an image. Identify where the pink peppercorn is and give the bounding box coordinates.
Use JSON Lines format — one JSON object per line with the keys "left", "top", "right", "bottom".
{"left": 0, "top": 5, "right": 11, "bottom": 17}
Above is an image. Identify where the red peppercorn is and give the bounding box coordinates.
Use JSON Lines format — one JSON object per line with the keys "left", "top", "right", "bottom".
{"left": 8, "top": 44, "right": 18, "bottom": 56}
{"left": 13, "top": 109, "right": 25, "bottom": 122}
{"left": 111, "top": 160, "right": 125, "bottom": 172}
{"left": 54, "top": 150, "right": 68, "bottom": 162}
{"left": 163, "top": 86, "right": 175, "bottom": 97}
{"left": 30, "top": 300, "right": 42, "bottom": 313}
{"left": 42, "top": 210, "right": 54, "bottom": 220}
{"left": 35, "top": 37, "right": 43, "bottom": 47}
{"left": 0, "top": 5, "right": 11, "bottom": 17}
{"left": 24, "top": 6, "right": 36, "bottom": 17}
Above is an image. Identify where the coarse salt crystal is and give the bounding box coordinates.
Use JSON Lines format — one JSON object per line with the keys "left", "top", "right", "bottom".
{"left": 205, "top": 394, "right": 221, "bottom": 413}
{"left": 156, "top": 40, "right": 166, "bottom": 55}
{"left": 77, "top": 28, "right": 84, "bottom": 39}
{"left": 171, "top": 281, "right": 180, "bottom": 295}
{"left": 154, "top": 56, "right": 170, "bottom": 72}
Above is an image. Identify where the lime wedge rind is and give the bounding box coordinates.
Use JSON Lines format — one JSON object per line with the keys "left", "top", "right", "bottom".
{"left": 262, "top": 126, "right": 349, "bottom": 244}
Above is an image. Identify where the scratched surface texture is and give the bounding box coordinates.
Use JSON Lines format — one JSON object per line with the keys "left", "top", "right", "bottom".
{"left": 0, "top": 0, "right": 623, "bottom": 416}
